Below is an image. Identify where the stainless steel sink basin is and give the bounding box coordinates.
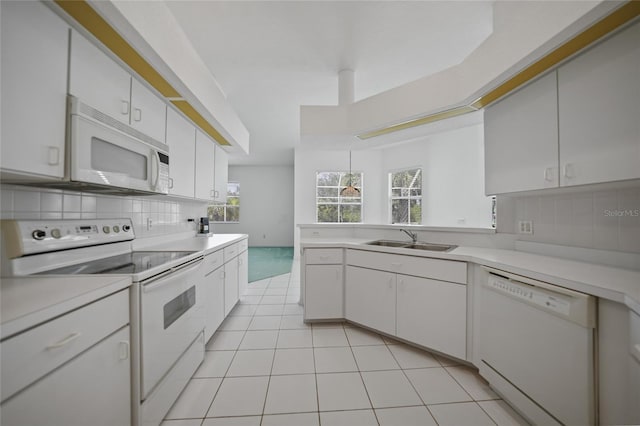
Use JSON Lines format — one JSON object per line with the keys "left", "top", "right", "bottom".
{"left": 365, "top": 240, "right": 410, "bottom": 248}
{"left": 365, "top": 240, "right": 457, "bottom": 252}
{"left": 405, "top": 243, "right": 457, "bottom": 252}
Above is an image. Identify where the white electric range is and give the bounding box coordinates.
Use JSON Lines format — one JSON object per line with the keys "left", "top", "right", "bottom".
{"left": 1, "top": 218, "right": 207, "bottom": 426}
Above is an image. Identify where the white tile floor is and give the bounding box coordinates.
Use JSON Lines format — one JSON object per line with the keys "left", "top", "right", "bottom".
{"left": 162, "top": 264, "right": 529, "bottom": 426}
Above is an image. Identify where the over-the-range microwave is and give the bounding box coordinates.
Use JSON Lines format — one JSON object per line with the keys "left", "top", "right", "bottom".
{"left": 10, "top": 95, "right": 170, "bottom": 196}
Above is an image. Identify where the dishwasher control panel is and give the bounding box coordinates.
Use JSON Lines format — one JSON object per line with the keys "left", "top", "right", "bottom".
{"left": 487, "top": 275, "right": 571, "bottom": 316}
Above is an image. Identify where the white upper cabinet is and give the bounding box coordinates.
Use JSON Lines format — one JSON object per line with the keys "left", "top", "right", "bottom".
{"left": 70, "top": 30, "right": 167, "bottom": 143}
{"left": 484, "top": 72, "right": 559, "bottom": 194}
{"left": 69, "top": 30, "right": 132, "bottom": 126}
{"left": 194, "top": 130, "right": 216, "bottom": 201}
{"left": 166, "top": 108, "right": 196, "bottom": 198}
{"left": 484, "top": 21, "right": 640, "bottom": 195}
{"left": 130, "top": 79, "right": 167, "bottom": 143}
{"left": 213, "top": 146, "right": 229, "bottom": 203}
{"left": 1, "top": 1, "right": 69, "bottom": 179}
{"left": 558, "top": 22, "right": 640, "bottom": 187}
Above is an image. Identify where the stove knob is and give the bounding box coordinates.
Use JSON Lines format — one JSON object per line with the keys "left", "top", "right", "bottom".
{"left": 112, "top": 225, "right": 120, "bottom": 233}
{"left": 122, "top": 225, "right": 131, "bottom": 232}
{"left": 102, "top": 226, "right": 110, "bottom": 234}
{"left": 51, "top": 228, "right": 62, "bottom": 239}
{"left": 32, "top": 230, "right": 46, "bottom": 240}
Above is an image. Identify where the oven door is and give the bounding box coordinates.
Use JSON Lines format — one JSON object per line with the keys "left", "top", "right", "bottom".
{"left": 140, "top": 258, "right": 204, "bottom": 399}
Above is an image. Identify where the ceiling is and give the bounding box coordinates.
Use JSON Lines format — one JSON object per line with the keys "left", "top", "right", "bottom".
{"left": 165, "top": 1, "right": 494, "bottom": 166}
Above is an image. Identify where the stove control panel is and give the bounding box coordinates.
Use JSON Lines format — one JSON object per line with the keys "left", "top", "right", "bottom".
{"left": 2, "top": 219, "right": 135, "bottom": 258}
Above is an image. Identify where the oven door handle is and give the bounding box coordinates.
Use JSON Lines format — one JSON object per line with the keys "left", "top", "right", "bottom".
{"left": 142, "top": 258, "right": 203, "bottom": 293}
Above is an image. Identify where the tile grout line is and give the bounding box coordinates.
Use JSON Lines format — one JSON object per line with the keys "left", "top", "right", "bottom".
{"left": 344, "top": 328, "right": 381, "bottom": 426}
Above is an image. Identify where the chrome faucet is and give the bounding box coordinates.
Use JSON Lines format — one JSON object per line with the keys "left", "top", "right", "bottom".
{"left": 400, "top": 229, "right": 418, "bottom": 243}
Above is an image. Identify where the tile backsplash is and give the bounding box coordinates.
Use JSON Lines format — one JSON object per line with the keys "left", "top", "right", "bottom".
{"left": 498, "top": 186, "right": 640, "bottom": 253}
{"left": 0, "top": 185, "right": 208, "bottom": 238}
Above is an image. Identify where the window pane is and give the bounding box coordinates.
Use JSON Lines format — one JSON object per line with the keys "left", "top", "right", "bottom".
{"left": 227, "top": 182, "right": 240, "bottom": 196}
{"left": 317, "top": 204, "right": 339, "bottom": 222}
{"left": 340, "top": 173, "right": 361, "bottom": 187}
{"left": 318, "top": 197, "right": 339, "bottom": 204}
{"left": 340, "top": 205, "right": 361, "bottom": 222}
{"left": 226, "top": 206, "right": 240, "bottom": 222}
{"left": 410, "top": 199, "right": 422, "bottom": 224}
{"left": 317, "top": 187, "right": 339, "bottom": 197}
{"left": 317, "top": 172, "right": 339, "bottom": 186}
{"left": 208, "top": 205, "right": 225, "bottom": 222}
{"left": 391, "top": 199, "right": 408, "bottom": 223}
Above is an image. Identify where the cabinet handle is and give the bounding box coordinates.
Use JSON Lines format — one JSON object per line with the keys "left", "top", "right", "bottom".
{"left": 398, "top": 279, "right": 404, "bottom": 290}
{"left": 221, "top": 271, "right": 226, "bottom": 279}
{"left": 388, "top": 278, "right": 393, "bottom": 288}
{"left": 210, "top": 189, "right": 216, "bottom": 198}
{"left": 319, "top": 255, "right": 330, "bottom": 260}
{"left": 168, "top": 178, "right": 174, "bottom": 189}
{"left": 544, "top": 167, "right": 554, "bottom": 182}
{"left": 47, "top": 146, "right": 60, "bottom": 165}
{"left": 119, "top": 341, "right": 130, "bottom": 360}
{"left": 134, "top": 108, "right": 142, "bottom": 122}
{"left": 121, "top": 100, "right": 130, "bottom": 115}
{"left": 563, "top": 163, "right": 575, "bottom": 179}
{"left": 46, "top": 332, "right": 82, "bottom": 350}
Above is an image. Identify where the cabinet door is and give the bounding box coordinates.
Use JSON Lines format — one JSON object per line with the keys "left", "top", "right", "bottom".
{"left": 1, "top": 327, "right": 130, "bottom": 426}
{"left": 131, "top": 79, "right": 167, "bottom": 143}
{"left": 238, "top": 250, "right": 249, "bottom": 298}
{"left": 305, "top": 265, "right": 344, "bottom": 320}
{"left": 204, "top": 267, "right": 225, "bottom": 342}
{"left": 69, "top": 30, "right": 132, "bottom": 125}
{"left": 224, "top": 257, "right": 239, "bottom": 316}
{"left": 0, "top": 1, "right": 68, "bottom": 179}
{"left": 484, "top": 71, "right": 559, "bottom": 194}
{"left": 194, "top": 130, "right": 216, "bottom": 201}
{"left": 397, "top": 275, "right": 467, "bottom": 359}
{"left": 166, "top": 107, "right": 196, "bottom": 198}
{"left": 345, "top": 266, "right": 395, "bottom": 336}
{"left": 558, "top": 22, "right": 640, "bottom": 186}
{"left": 213, "top": 145, "right": 229, "bottom": 203}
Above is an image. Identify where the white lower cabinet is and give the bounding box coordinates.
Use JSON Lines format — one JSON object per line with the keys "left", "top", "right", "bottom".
{"left": 345, "top": 266, "right": 396, "bottom": 336}
{"left": 305, "top": 265, "right": 344, "bottom": 320}
{"left": 238, "top": 249, "right": 249, "bottom": 297}
{"left": 224, "top": 256, "right": 239, "bottom": 316}
{"left": 396, "top": 275, "right": 467, "bottom": 359}
{"left": 1, "top": 326, "right": 131, "bottom": 426}
{"left": 202, "top": 261, "right": 225, "bottom": 343}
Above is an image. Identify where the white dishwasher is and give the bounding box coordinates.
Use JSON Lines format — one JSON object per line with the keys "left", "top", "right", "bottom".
{"left": 477, "top": 267, "right": 597, "bottom": 426}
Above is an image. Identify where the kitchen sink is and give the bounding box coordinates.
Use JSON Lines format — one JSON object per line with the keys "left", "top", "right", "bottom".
{"left": 365, "top": 240, "right": 410, "bottom": 248}
{"left": 365, "top": 240, "right": 457, "bottom": 252}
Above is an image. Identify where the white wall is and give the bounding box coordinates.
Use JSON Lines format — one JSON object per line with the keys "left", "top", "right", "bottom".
{"left": 215, "top": 165, "right": 294, "bottom": 247}
{"left": 381, "top": 124, "right": 492, "bottom": 228}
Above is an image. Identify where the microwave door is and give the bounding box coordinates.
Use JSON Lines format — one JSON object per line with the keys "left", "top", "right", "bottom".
{"left": 70, "top": 114, "right": 155, "bottom": 192}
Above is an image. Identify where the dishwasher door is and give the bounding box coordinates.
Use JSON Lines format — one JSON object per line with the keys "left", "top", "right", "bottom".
{"left": 477, "top": 267, "right": 597, "bottom": 426}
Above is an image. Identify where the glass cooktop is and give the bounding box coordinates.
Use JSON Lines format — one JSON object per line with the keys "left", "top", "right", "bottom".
{"left": 38, "top": 251, "right": 196, "bottom": 275}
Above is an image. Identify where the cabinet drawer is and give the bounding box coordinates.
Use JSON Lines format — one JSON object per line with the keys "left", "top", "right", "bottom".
{"left": 203, "top": 250, "right": 224, "bottom": 275}
{"left": 305, "top": 248, "right": 343, "bottom": 265}
{"left": 238, "top": 238, "right": 248, "bottom": 253}
{"left": 346, "top": 249, "right": 467, "bottom": 284}
{"left": 1, "top": 289, "right": 129, "bottom": 402}
{"left": 224, "top": 243, "right": 239, "bottom": 262}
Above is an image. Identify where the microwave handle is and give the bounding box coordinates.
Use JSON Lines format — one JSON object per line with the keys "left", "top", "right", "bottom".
{"left": 151, "top": 151, "right": 160, "bottom": 189}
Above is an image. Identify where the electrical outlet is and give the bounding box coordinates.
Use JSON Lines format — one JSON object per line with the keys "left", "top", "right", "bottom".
{"left": 518, "top": 220, "right": 533, "bottom": 234}
{"left": 146, "top": 217, "right": 153, "bottom": 231}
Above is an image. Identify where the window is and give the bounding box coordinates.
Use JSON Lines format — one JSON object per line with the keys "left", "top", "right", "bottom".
{"left": 390, "top": 168, "right": 422, "bottom": 224}
{"left": 316, "top": 171, "right": 363, "bottom": 223}
{"left": 208, "top": 182, "right": 240, "bottom": 222}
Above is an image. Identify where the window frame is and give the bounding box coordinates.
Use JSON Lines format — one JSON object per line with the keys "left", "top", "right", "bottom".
{"left": 389, "top": 167, "right": 423, "bottom": 225}
{"left": 315, "top": 170, "right": 364, "bottom": 223}
{"left": 209, "top": 181, "right": 240, "bottom": 223}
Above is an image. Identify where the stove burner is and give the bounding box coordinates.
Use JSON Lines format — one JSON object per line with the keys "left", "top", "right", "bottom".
{"left": 38, "top": 251, "right": 195, "bottom": 275}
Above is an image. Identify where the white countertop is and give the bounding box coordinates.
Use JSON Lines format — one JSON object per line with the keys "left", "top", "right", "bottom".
{"left": 135, "top": 233, "right": 247, "bottom": 255}
{"left": 1, "top": 275, "right": 131, "bottom": 340}
{"left": 301, "top": 238, "right": 640, "bottom": 314}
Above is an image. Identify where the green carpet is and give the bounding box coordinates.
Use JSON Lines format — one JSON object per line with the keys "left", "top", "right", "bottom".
{"left": 248, "top": 247, "right": 294, "bottom": 282}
